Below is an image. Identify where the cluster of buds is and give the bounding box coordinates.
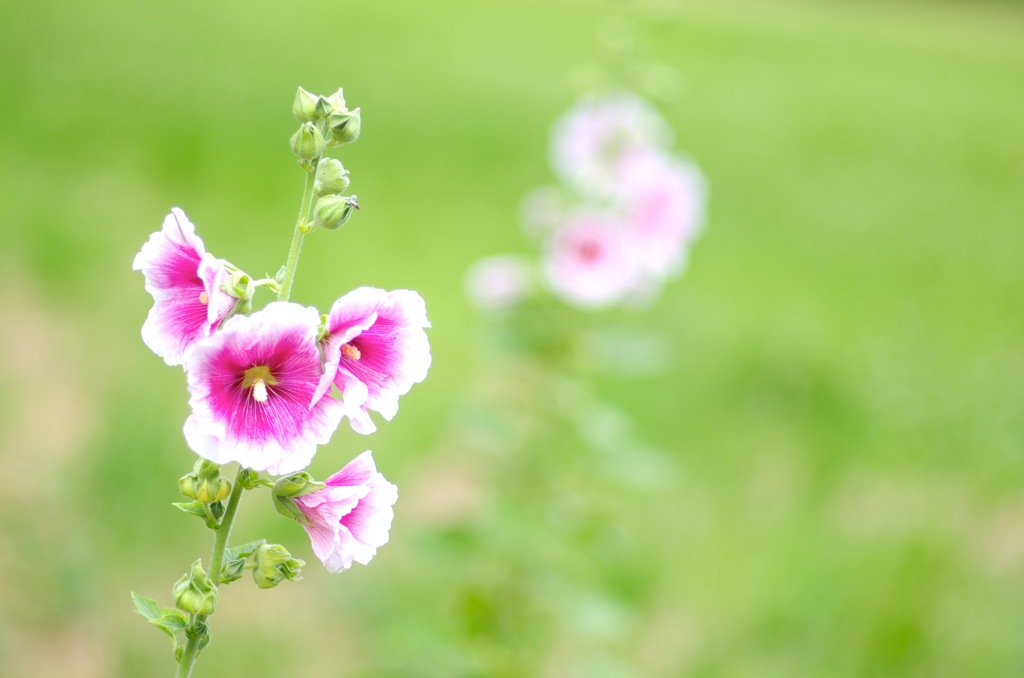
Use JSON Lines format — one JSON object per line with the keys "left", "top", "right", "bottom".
{"left": 290, "top": 87, "right": 361, "bottom": 231}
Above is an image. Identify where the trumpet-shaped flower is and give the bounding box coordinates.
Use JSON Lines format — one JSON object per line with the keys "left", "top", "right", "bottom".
{"left": 183, "top": 302, "right": 346, "bottom": 476}
{"left": 133, "top": 208, "right": 236, "bottom": 366}
{"left": 542, "top": 212, "right": 637, "bottom": 309}
{"left": 294, "top": 451, "right": 398, "bottom": 572}
{"left": 550, "top": 92, "right": 672, "bottom": 197}
{"left": 316, "top": 288, "right": 431, "bottom": 434}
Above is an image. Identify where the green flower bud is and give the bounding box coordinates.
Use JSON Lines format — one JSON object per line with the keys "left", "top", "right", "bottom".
{"left": 313, "top": 195, "right": 359, "bottom": 231}
{"left": 290, "top": 122, "right": 325, "bottom": 168}
{"left": 327, "top": 108, "right": 361, "bottom": 146}
{"left": 326, "top": 88, "right": 347, "bottom": 112}
{"left": 196, "top": 476, "right": 231, "bottom": 504}
{"left": 314, "top": 158, "right": 350, "bottom": 197}
{"left": 252, "top": 544, "right": 305, "bottom": 589}
{"left": 173, "top": 560, "right": 217, "bottom": 616}
{"left": 315, "top": 95, "right": 334, "bottom": 119}
{"left": 272, "top": 472, "right": 324, "bottom": 498}
{"left": 292, "top": 86, "right": 318, "bottom": 123}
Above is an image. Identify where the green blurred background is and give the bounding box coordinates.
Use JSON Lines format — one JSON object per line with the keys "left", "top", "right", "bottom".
{"left": 2, "top": 0, "right": 1024, "bottom": 675}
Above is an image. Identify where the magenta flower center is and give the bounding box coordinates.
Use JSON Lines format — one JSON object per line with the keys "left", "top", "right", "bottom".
{"left": 341, "top": 343, "right": 361, "bottom": 360}
{"left": 242, "top": 365, "right": 278, "bottom": 403}
{"left": 199, "top": 291, "right": 209, "bottom": 305}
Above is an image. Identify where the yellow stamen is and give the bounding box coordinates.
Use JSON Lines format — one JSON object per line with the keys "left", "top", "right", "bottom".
{"left": 199, "top": 291, "right": 209, "bottom": 305}
{"left": 341, "top": 343, "right": 361, "bottom": 361}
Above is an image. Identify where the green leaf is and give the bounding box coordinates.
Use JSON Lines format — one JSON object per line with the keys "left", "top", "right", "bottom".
{"left": 223, "top": 539, "right": 266, "bottom": 563}
{"left": 131, "top": 592, "right": 187, "bottom": 640}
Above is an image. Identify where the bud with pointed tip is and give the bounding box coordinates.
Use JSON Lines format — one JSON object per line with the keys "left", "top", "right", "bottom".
{"left": 326, "top": 88, "right": 347, "bottom": 112}
{"left": 292, "top": 86, "right": 318, "bottom": 123}
{"left": 179, "top": 459, "right": 231, "bottom": 503}
{"left": 290, "top": 122, "right": 325, "bottom": 169}
{"left": 314, "top": 158, "right": 350, "bottom": 196}
{"left": 173, "top": 560, "right": 217, "bottom": 615}
{"left": 327, "top": 108, "right": 361, "bottom": 146}
{"left": 313, "top": 195, "right": 359, "bottom": 231}
{"left": 252, "top": 544, "right": 305, "bottom": 589}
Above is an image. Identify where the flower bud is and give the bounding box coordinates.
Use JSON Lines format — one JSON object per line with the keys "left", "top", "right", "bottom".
{"left": 179, "top": 459, "right": 229, "bottom": 502}
{"left": 292, "top": 86, "right": 318, "bottom": 123}
{"left": 314, "top": 158, "right": 350, "bottom": 197}
{"left": 173, "top": 560, "right": 217, "bottom": 616}
{"left": 327, "top": 108, "right": 361, "bottom": 146}
{"left": 326, "top": 88, "right": 347, "bottom": 112}
{"left": 290, "top": 122, "right": 325, "bottom": 168}
{"left": 272, "top": 472, "right": 324, "bottom": 498}
{"left": 313, "top": 195, "right": 359, "bottom": 231}
{"left": 315, "top": 95, "right": 334, "bottom": 119}
{"left": 252, "top": 544, "right": 305, "bottom": 589}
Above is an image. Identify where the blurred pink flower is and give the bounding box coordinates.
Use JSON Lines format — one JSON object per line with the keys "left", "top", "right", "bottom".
{"left": 133, "top": 208, "right": 236, "bottom": 366}
{"left": 294, "top": 451, "right": 398, "bottom": 572}
{"left": 542, "top": 213, "right": 638, "bottom": 309}
{"left": 465, "top": 254, "right": 533, "bottom": 310}
{"left": 183, "top": 302, "right": 346, "bottom": 476}
{"left": 550, "top": 92, "right": 672, "bottom": 196}
{"left": 316, "top": 287, "right": 431, "bottom": 434}
{"left": 615, "top": 151, "right": 706, "bottom": 279}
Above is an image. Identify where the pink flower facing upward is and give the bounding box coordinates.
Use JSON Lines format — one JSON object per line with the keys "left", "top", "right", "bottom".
{"left": 184, "top": 302, "right": 347, "bottom": 476}
{"left": 294, "top": 451, "right": 398, "bottom": 572}
{"left": 316, "top": 287, "right": 431, "bottom": 434}
{"left": 542, "top": 212, "right": 638, "bottom": 309}
{"left": 133, "top": 208, "right": 237, "bottom": 366}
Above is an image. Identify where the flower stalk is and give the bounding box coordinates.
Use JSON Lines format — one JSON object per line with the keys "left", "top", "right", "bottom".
{"left": 175, "top": 466, "right": 247, "bottom": 678}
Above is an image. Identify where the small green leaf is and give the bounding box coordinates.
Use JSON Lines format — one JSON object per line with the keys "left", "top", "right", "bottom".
{"left": 223, "top": 539, "right": 266, "bottom": 563}
{"left": 131, "top": 591, "right": 164, "bottom": 622}
{"left": 172, "top": 501, "right": 218, "bottom": 528}
{"left": 131, "top": 592, "right": 187, "bottom": 640}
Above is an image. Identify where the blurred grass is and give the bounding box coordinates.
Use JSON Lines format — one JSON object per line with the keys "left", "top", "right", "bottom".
{"left": 1, "top": 0, "right": 1024, "bottom": 675}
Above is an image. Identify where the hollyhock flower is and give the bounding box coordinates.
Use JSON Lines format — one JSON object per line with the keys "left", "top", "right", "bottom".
{"left": 293, "top": 451, "right": 398, "bottom": 572}
{"left": 315, "top": 287, "right": 431, "bottom": 434}
{"left": 614, "top": 151, "right": 706, "bottom": 279}
{"left": 183, "top": 302, "right": 346, "bottom": 476}
{"left": 133, "top": 208, "right": 237, "bottom": 366}
{"left": 550, "top": 92, "right": 672, "bottom": 197}
{"left": 542, "top": 212, "right": 638, "bottom": 309}
{"left": 464, "top": 254, "right": 533, "bottom": 310}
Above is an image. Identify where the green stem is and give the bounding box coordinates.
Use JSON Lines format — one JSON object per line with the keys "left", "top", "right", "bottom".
{"left": 175, "top": 466, "right": 247, "bottom": 678}
{"left": 277, "top": 164, "right": 319, "bottom": 301}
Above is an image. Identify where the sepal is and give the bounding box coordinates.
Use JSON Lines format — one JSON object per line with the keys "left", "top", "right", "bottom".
{"left": 220, "top": 539, "right": 268, "bottom": 584}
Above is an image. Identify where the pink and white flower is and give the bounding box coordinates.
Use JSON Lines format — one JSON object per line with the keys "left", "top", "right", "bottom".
{"left": 550, "top": 92, "right": 673, "bottom": 197}
{"left": 614, "top": 152, "right": 706, "bottom": 279}
{"left": 133, "top": 208, "right": 236, "bottom": 366}
{"left": 316, "top": 288, "right": 431, "bottom": 434}
{"left": 542, "top": 212, "right": 638, "bottom": 309}
{"left": 183, "top": 302, "right": 346, "bottom": 476}
{"left": 293, "top": 451, "right": 398, "bottom": 573}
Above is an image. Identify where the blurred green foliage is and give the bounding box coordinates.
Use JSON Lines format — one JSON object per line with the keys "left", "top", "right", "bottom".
{"left": 1, "top": 0, "right": 1023, "bottom": 676}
